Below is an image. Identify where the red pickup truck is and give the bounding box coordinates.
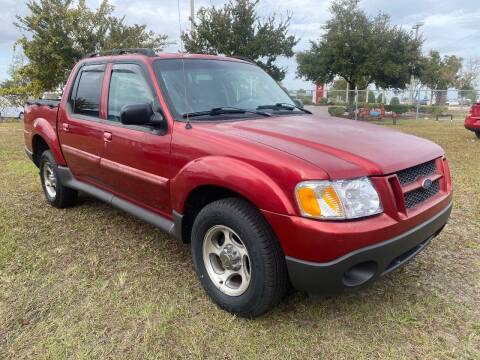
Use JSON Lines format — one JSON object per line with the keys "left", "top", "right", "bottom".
{"left": 465, "top": 102, "right": 480, "bottom": 138}
{"left": 24, "top": 49, "right": 453, "bottom": 317}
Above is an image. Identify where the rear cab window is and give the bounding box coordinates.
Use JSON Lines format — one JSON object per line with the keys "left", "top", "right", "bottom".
{"left": 70, "top": 64, "right": 106, "bottom": 119}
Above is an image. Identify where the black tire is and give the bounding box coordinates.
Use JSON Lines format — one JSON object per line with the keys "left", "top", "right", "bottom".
{"left": 191, "top": 198, "right": 288, "bottom": 317}
{"left": 39, "top": 150, "right": 77, "bottom": 208}
{"left": 476, "top": 131, "right": 480, "bottom": 139}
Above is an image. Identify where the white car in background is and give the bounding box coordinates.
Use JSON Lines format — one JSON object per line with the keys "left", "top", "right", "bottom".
{"left": 0, "top": 105, "right": 25, "bottom": 119}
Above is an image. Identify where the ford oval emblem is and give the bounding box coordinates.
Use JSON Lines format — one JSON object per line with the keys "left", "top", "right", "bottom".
{"left": 422, "top": 178, "right": 433, "bottom": 190}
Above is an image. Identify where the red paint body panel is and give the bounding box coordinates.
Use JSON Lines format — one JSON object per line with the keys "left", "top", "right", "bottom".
{"left": 24, "top": 104, "right": 66, "bottom": 165}
{"left": 24, "top": 53, "right": 453, "bottom": 264}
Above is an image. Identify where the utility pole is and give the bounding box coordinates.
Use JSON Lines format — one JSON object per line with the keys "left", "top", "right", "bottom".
{"left": 190, "top": 0, "right": 195, "bottom": 30}
{"left": 409, "top": 22, "right": 424, "bottom": 105}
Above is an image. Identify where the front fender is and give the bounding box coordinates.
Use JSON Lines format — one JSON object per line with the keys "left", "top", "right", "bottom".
{"left": 171, "top": 156, "right": 296, "bottom": 215}
{"left": 33, "top": 118, "right": 66, "bottom": 165}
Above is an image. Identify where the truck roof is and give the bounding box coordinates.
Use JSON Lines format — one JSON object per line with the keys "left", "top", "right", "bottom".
{"left": 82, "top": 51, "right": 251, "bottom": 64}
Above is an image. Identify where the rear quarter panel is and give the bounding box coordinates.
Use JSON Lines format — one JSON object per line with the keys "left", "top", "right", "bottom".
{"left": 24, "top": 104, "right": 66, "bottom": 165}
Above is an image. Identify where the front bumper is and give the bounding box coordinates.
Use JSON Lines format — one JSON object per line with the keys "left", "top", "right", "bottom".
{"left": 285, "top": 202, "right": 452, "bottom": 294}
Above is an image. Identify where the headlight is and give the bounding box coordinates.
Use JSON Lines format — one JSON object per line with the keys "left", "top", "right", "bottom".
{"left": 295, "top": 177, "right": 383, "bottom": 220}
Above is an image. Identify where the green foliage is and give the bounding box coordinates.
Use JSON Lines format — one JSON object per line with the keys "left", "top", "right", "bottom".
{"left": 328, "top": 106, "right": 346, "bottom": 116}
{"left": 296, "top": 95, "right": 314, "bottom": 106}
{"left": 181, "top": 0, "right": 298, "bottom": 81}
{"left": 318, "top": 97, "right": 328, "bottom": 105}
{"left": 13, "top": 0, "right": 168, "bottom": 94}
{"left": 419, "top": 50, "right": 462, "bottom": 90}
{"left": 385, "top": 104, "right": 411, "bottom": 114}
{"left": 376, "top": 93, "right": 386, "bottom": 103}
{"left": 418, "top": 106, "right": 448, "bottom": 115}
{"left": 296, "top": 0, "right": 421, "bottom": 90}
{"left": 419, "top": 50, "right": 463, "bottom": 105}
{"left": 357, "top": 90, "right": 376, "bottom": 104}
{"left": 390, "top": 96, "right": 400, "bottom": 105}
{"left": 0, "top": 52, "right": 31, "bottom": 106}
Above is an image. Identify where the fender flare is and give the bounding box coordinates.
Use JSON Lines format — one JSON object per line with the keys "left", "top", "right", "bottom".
{"left": 170, "top": 156, "right": 296, "bottom": 215}
{"left": 32, "top": 118, "right": 67, "bottom": 165}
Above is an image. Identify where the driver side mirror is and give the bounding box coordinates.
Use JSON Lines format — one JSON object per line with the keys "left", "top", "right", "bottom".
{"left": 120, "top": 103, "right": 165, "bottom": 128}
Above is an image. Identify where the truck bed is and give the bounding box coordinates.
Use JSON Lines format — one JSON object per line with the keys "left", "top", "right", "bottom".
{"left": 24, "top": 99, "right": 62, "bottom": 157}
{"left": 25, "top": 99, "right": 60, "bottom": 108}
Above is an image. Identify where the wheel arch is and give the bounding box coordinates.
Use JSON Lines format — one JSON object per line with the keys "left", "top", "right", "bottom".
{"left": 31, "top": 118, "right": 66, "bottom": 167}
{"left": 172, "top": 156, "right": 296, "bottom": 243}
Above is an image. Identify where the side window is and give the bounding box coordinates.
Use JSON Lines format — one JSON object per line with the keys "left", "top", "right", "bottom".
{"left": 108, "top": 66, "right": 154, "bottom": 121}
{"left": 73, "top": 70, "right": 104, "bottom": 117}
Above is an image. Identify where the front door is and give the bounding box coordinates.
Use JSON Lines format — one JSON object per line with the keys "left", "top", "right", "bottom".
{"left": 99, "top": 63, "right": 172, "bottom": 214}
{"left": 58, "top": 64, "right": 106, "bottom": 185}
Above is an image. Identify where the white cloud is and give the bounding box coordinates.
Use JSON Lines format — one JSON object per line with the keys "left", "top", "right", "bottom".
{"left": 0, "top": 0, "right": 479, "bottom": 90}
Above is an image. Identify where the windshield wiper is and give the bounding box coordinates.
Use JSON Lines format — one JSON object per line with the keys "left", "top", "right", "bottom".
{"left": 257, "top": 103, "right": 312, "bottom": 114}
{"left": 182, "top": 107, "right": 271, "bottom": 118}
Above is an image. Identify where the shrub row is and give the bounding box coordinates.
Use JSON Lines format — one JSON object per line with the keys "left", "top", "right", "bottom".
{"left": 328, "top": 106, "right": 346, "bottom": 117}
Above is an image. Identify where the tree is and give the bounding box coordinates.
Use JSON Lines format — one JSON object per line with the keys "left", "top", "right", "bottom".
{"left": 0, "top": 51, "right": 30, "bottom": 107}
{"left": 13, "top": 0, "right": 168, "bottom": 95}
{"left": 419, "top": 50, "right": 463, "bottom": 105}
{"left": 457, "top": 58, "right": 479, "bottom": 104}
{"left": 296, "top": 0, "right": 421, "bottom": 93}
{"left": 457, "top": 58, "right": 480, "bottom": 89}
{"left": 181, "top": 0, "right": 299, "bottom": 81}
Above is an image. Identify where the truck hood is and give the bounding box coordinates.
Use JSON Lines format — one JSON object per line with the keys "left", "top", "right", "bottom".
{"left": 203, "top": 114, "right": 444, "bottom": 179}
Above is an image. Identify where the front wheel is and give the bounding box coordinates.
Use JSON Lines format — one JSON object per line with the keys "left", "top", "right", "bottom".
{"left": 191, "top": 198, "right": 288, "bottom": 317}
{"left": 476, "top": 131, "right": 480, "bottom": 139}
{"left": 39, "top": 150, "right": 78, "bottom": 208}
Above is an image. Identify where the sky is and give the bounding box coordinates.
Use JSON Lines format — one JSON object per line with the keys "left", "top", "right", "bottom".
{"left": 0, "top": 0, "right": 479, "bottom": 90}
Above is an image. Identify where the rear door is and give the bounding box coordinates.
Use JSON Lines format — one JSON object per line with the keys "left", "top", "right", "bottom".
{"left": 58, "top": 64, "right": 106, "bottom": 185}
{"left": 99, "top": 62, "right": 172, "bottom": 214}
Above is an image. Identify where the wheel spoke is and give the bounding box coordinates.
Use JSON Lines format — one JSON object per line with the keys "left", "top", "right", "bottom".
{"left": 235, "top": 244, "right": 248, "bottom": 258}
{"left": 204, "top": 237, "right": 221, "bottom": 256}
{"left": 221, "top": 229, "right": 235, "bottom": 247}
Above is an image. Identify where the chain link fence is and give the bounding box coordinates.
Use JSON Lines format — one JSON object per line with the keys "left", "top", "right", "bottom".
{"left": 290, "top": 88, "right": 479, "bottom": 121}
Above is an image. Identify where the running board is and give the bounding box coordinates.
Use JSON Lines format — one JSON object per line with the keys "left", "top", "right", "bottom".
{"left": 57, "top": 166, "right": 181, "bottom": 240}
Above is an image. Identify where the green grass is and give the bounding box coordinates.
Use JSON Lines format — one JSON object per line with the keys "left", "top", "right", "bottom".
{"left": 1, "top": 121, "right": 479, "bottom": 359}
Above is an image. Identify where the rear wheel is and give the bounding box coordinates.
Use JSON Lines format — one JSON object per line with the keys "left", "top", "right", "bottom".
{"left": 476, "top": 131, "right": 480, "bottom": 139}
{"left": 191, "top": 198, "right": 288, "bottom": 317}
{"left": 39, "top": 150, "right": 77, "bottom": 208}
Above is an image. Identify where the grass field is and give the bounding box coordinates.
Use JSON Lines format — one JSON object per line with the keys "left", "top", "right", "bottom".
{"left": 1, "top": 120, "right": 479, "bottom": 359}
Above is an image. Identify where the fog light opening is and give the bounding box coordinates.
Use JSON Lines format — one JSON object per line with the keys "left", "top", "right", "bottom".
{"left": 342, "top": 261, "right": 378, "bottom": 287}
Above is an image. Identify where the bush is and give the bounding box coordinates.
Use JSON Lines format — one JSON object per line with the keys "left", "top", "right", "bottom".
{"left": 390, "top": 97, "right": 400, "bottom": 105}
{"left": 318, "top": 97, "right": 328, "bottom": 105}
{"left": 328, "top": 106, "right": 346, "bottom": 117}
{"left": 296, "top": 95, "right": 314, "bottom": 106}
{"left": 384, "top": 104, "right": 411, "bottom": 114}
{"left": 418, "top": 105, "right": 448, "bottom": 115}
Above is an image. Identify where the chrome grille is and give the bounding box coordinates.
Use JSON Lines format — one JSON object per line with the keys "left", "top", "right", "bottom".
{"left": 404, "top": 180, "right": 440, "bottom": 208}
{"left": 397, "top": 160, "right": 436, "bottom": 186}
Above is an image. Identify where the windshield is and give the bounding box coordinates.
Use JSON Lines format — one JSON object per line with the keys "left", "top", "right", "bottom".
{"left": 153, "top": 58, "right": 297, "bottom": 119}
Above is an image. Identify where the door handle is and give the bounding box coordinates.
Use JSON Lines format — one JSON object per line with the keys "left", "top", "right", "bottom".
{"left": 62, "top": 123, "right": 69, "bottom": 132}
{"left": 103, "top": 131, "right": 112, "bottom": 142}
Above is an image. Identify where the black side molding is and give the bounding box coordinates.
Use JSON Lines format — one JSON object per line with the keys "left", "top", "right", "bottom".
{"left": 25, "top": 146, "right": 34, "bottom": 162}
{"left": 56, "top": 166, "right": 182, "bottom": 241}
